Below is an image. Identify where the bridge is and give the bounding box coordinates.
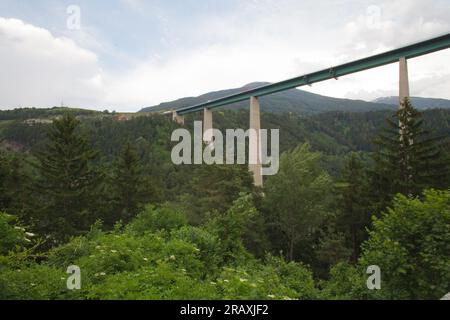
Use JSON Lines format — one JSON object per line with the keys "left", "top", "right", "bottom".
{"left": 170, "top": 33, "right": 450, "bottom": 187}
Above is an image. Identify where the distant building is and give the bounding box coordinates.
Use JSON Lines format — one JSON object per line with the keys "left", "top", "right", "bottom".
{"left": 23, "top": 118, "right": 53, "bottom": 125}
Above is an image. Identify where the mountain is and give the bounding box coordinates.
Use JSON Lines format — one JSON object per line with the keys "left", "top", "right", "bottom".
{"left": 373, "top": 96, "right": 450, "bottom": 110}
{"left": 140, "top": 82, "right": 396, "bottom": 114}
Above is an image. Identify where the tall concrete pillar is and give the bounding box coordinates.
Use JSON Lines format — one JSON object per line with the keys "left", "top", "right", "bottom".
{"left": 249, "top": 96, "right": 263, "bottom": 187}
{"left": 203, "top": 108, "right": 213, "bottom": 144}
{"left": 399, "top": 57, "right": 413, "bottom": 144}
{"left": 399, "top": 57, "right": 410, "bottom": 108}
{"left": 172, "top": 111, "right": 184, "bottom": 125}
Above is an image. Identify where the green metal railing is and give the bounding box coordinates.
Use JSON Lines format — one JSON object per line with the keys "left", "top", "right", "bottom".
{"left": 176, "top": 33, "right": 450, "bottom": 115}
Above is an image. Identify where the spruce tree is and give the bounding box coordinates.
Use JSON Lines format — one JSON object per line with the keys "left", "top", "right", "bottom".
{"left": 371, "top": 98, "right": 450, "bottom": 206}
{"left": 336, "top": 152, "right": 372, "bottom": 262}
{"left": 33, "top": 114, "right": 100, "bottom": 243}
{"left": 110, "top": 142, "right": 151, "bottom": 224}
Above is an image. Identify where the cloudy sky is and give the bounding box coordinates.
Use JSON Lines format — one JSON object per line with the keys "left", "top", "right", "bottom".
{"left": 0, "top": 0, "right": 449, "bottom": 111}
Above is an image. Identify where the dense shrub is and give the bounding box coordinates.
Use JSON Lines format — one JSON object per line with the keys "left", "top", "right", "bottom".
{"left": 359, "top": 190, "right": 450, "bottom": 299}
{"left": 126, "top": 203, "right": 187, "bottom": 235}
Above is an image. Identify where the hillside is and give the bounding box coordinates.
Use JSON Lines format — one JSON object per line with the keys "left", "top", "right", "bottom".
{"left": 140, "top": 82, "right": 396, "bottom": 115}
{"left": 2, "top": 107, "right": 448, "bottom": 157}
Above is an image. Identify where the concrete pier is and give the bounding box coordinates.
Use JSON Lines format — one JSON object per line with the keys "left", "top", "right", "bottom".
{"left": 172, "top": 111, "right": 185, "bottom": 125}
{"left": 203, "top": 108, "right": 213, "bottom": 144}
{"left": 249, "top": 96, "right": 263, "bottom": 187}
{"left": 399, "top": 57, "right": 410, "bottom": 108}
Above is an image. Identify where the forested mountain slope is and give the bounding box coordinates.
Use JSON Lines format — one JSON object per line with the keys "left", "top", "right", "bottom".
{"left": 140, "top": 82, "right": 396, "bottom": 115}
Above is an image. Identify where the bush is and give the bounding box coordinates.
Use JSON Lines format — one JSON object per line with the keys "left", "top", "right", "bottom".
{"left": 320, "top": 262, "right": 375, "bottom": 300}
{"left": 0, "top": 264, "right": 68, "bottom": 300}
{"left": 0, "top": 212, "right": 29, "bottom": 255}
{"left": 86, "top": 262, "right": 218, "bottom": 300}
{"left": 359, "top": 189, "right": 450, "bottom": 299}
{"left": 206, "top": 193, "right": 257, "bottom": 263}
{"left": 127, "top": 203, "right": 187, "bottom": 235}
{"left": 215, "top": 255, "right": 319, "bottom": 300}
{"left": 171, "top": 226, "right": 222, "bottom": 276}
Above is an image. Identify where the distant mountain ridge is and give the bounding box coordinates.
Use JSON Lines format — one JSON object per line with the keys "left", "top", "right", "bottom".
{"left": 140, "top": 82, "right": 450, "bottom": 115}
{"left": 373, "top": 96, "right": 450, "bottom": 110}
{"left": 140, "top": 82, "right": 397, "bottom": 115}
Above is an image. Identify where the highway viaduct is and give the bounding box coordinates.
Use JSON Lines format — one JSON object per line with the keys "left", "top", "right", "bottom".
{"left": 169, "top": 33, "right": 450, "bottom": 187}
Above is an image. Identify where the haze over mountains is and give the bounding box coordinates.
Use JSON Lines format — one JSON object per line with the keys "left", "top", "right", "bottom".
{"left": 140, "top": 82, "right": 450, "bottom": 115}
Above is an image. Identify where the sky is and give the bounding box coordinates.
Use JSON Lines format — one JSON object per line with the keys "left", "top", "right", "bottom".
{"left": 0, "top": 0, "right": 449, "bottom": 112}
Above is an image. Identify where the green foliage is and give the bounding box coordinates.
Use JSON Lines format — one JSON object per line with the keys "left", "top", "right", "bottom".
{"left": 0, "top": 107, "right": 98, "bottom": 121}
{"left": 215, "top": 255, "right": 318, "bottom": 300}
{"left": 1, "top": 107, "right": 450, "bottom": 300}
{"left": 206, "top": 193, "right": 258, "bottom": 263}
{"left": 264, "top": 143, "right": 334, "bottom": 261}
{"left": 32, "top": 114, "right": 102, "bottom": 243}
{"left": 127, "top": 203, "right": 187, "bottom": 236}
{"left": 108, "top": 142, "right": 155, "bottom": 225}
{"left": 320, "top": 262, "right": 371, "bottom": 300}
{"left": 371, "top": 98, "right": 450, "bottom": 203}
{"left": 85, "top": 262, "right": 218, "bottom": 300}
{"left": 0, "top": 213, "right": 28, "bottom": 255}
{"left": 0, "top": 151, "right": 32, "bottom": 217}
{"left": 179, "top": 164, "right": 254, "bottom": 224}
{"left": 171, "top": 226, "right": 222, "bottom": 276}
{"left": 0, "top": 264, "right": 68, "bottom": 300}
{"left": 335, "top": 152, "right": 373, "bottom": 261}
{"left": 359, "top": 189, "right": 450, "bottom": 299}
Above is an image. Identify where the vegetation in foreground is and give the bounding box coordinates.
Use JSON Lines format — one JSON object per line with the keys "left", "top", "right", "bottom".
{"left": 0, "top": 99, "right": 449, "bottom": 299}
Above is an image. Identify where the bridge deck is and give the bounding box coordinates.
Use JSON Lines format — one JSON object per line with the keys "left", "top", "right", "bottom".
{"left": 176, "top": 33, "right": 450, "bottom": 115}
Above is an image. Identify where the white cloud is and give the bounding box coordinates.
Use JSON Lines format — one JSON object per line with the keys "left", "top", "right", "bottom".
{"left": 0, "top": 17, "right": 105, "bottom": 109}
{"left": 1, "top": 0, "right": 450, "bottom": 112}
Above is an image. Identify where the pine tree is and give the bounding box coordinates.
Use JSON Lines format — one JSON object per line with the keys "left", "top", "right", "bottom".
{"left": 371, "top": 98, "right": 450, "bottom": 205}
{"left": 33, "top": 114, "right": 100, "bottom": 243}
{"left": 110, "top": 142, "right": 151, "bottom": 224}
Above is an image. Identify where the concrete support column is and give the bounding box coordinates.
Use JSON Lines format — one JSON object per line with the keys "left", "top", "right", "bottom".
{"left": 172, "top": 111, "right": 184, "bottom": 125}
{"left": 203, "top": 108, "right": 213, "bottom": 144}
{"left": 399, "top": 57, "right": 413, "bottom": 144}
{"left": 399, "top": 57, "right": 410, "bottom": 108}
{"left": 249, "top": 96, "right": 263, "bottom": 187}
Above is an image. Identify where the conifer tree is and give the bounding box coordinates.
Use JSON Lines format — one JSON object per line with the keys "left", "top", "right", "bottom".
{"left": 336, "top": 152, "right": 372, "bottom": 262}
{"left": 33, "top": 114, "right": 100, "bottom": 243}
{"left": 371, "top": 98, "right": 450, "bottom": 206}
{"left": 110, "top": 142, "right": 151, "bottom": 224}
